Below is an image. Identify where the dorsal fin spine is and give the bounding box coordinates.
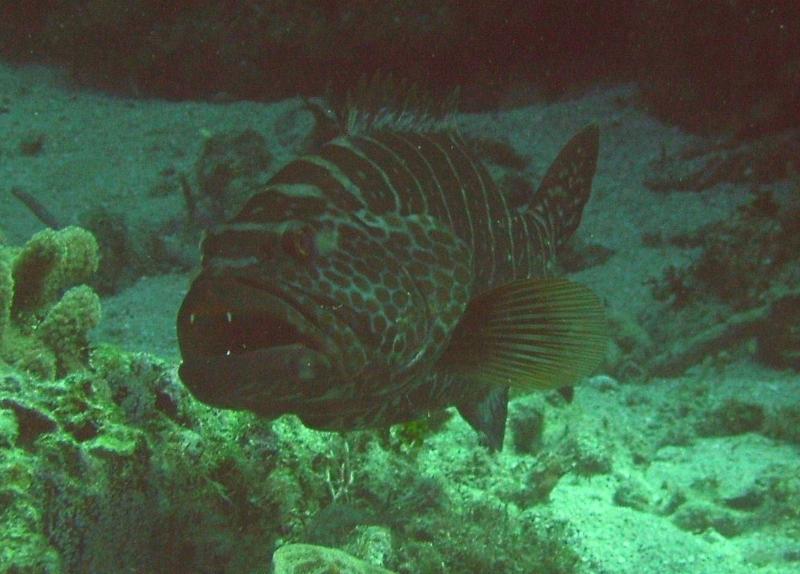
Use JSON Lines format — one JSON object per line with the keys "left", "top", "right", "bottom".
{"left": 320, "top": 75, "right": 459, "bottom": 137}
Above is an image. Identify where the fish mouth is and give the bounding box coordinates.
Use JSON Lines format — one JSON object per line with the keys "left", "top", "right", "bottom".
{"left": 177, "top": 276, "right": 338, "bottom": 413}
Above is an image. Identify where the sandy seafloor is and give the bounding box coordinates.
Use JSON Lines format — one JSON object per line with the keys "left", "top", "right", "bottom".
{"left": 1, "top": 62, "right": 799, "bottom": 573}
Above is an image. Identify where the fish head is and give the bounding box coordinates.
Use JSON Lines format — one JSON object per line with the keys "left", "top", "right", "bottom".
{"left": 177, "top": 200, "right": 471, "bottom": 419}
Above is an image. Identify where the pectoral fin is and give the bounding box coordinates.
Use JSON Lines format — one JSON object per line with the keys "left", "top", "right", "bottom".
{"left": 439, "top": 277, "right": 606, "bottom": 391}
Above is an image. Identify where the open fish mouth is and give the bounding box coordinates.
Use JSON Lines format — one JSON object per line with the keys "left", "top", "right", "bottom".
{"left": 176, "top": 276, "right": 337, "bottom": 412}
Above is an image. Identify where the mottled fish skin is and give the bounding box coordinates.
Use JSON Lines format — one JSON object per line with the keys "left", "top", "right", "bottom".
{"left": 177, "top": 110, "right": 599, "bottom": 445}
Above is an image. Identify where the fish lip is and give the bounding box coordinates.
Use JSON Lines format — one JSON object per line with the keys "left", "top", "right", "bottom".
{"left": 177, "top": 276, "right": 340, "bottom": 370}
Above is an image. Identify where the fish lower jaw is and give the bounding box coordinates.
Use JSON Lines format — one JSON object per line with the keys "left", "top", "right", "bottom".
{"left": 179, "top": 344, "right": 335, "bottom": 411}
{"left": 179, "top": 276, "right": 336, "bottom": 359}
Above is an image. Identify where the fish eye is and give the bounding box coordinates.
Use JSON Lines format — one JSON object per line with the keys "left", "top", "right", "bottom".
{"left": 281, "top": 225, "right": 316, "bottom": 261}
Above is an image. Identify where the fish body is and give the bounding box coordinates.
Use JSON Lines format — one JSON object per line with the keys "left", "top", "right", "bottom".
{"left": 177, "top": 95, "right": 604, "bottom": 449}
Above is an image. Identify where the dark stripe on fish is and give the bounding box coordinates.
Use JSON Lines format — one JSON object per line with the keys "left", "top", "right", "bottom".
{"left": 418, "top": 134, "right": 470, "bottom": 237}
{"left": 511, "top": 215, "right": 534, "bottom": 277}
{"left": 526, "top": 210, "right": 555, "bottom": 273}
{"left": 380, "top": 132, "right": 453, "bottom": 232}
{"left": 231, "top": 125, "right": 558, "bottom": 290}
{"left": 342, "top": 130, "right": 520, "bottom": 287}
{"left": 318, "top": 142, "right": 396, "bottom": 214}
{"left": 235, "top": 189, "right": 328, "bottom": 223}
{"left": 364, "top": 134, "right": 428, "bottom": 214}
{"left": 395, "top": 132, "right": 511, "bottom": 287}
{"left": 268, "top": 158, "right": 364, "bottom": 213}
{"left": 349, "top": 136, "right": 414, "bottom": 211}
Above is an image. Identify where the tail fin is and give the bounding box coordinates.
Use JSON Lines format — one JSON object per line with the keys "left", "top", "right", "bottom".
{"left": 528, "top": 125, "right": 600, "bottom": 251}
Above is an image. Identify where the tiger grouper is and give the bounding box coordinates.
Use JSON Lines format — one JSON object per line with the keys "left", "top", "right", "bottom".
{"left": 177, "top": 86, "right": 606, "bottom": 450}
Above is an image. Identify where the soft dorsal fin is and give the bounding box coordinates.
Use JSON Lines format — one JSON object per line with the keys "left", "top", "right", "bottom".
{"left": 527, "top": 125, "right": 600, "bottom": 251}
{"left": 438, "top": 277, "right": 606, "bottom": 391}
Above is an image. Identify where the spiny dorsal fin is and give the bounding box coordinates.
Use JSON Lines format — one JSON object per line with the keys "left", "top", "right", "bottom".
{"left": 308, "top": 75, "right": 459, "bottom": 138}
{"left": 438, "top": 277, "right": 606, "bottom": 391}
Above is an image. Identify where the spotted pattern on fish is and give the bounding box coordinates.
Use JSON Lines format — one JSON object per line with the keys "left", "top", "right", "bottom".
{"left": 177, "top": 109, "right": 600, "bottom": 445}
{"left": 236, "top": 131, "right": 552, "bottom": 287}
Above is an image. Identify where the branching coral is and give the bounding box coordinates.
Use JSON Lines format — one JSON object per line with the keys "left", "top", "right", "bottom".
{"left": 0, "top": 226, "right": 102, "bottom": 378}
{"left": 11, "top": 226, "right": 98, "bottom": 314}
{"left": 38, "top": 285, "right": 102, "bottom": 374}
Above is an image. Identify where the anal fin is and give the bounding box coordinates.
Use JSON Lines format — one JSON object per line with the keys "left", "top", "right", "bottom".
{"left": 456, "top": 386, "right": 509, "bottom": 451}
